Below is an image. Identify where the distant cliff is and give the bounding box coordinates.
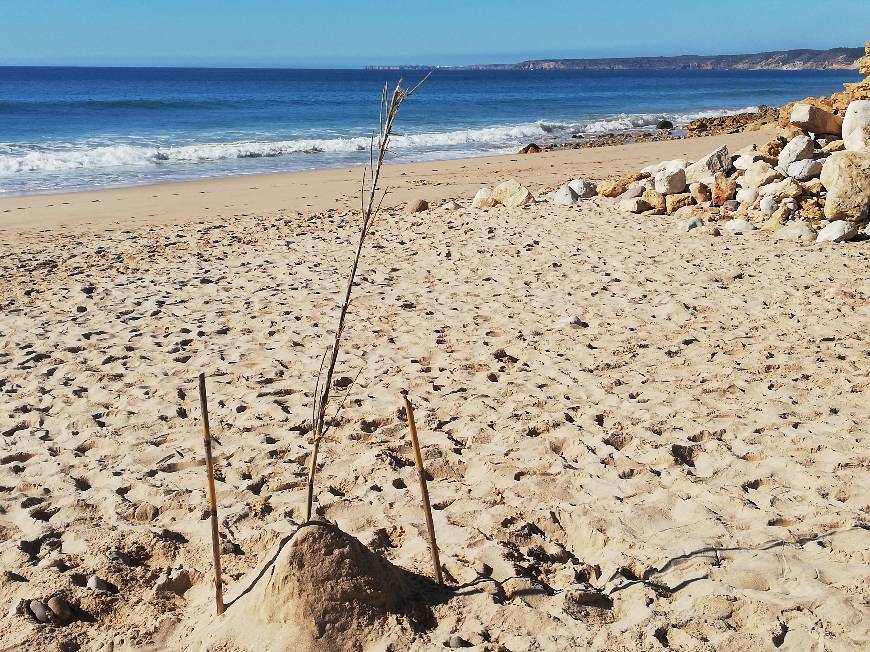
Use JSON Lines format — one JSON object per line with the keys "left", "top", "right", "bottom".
{"left": 367, "top": 47, "right": 864, "bottom": 72}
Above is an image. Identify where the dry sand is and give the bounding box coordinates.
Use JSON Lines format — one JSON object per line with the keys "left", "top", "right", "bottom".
{"left": 1, "top": 132, "right": 868, "bottom": 651}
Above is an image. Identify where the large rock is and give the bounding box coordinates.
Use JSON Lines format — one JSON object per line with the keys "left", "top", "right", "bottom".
{"left": 654, "top": 166, "right": 687, "bottom": 194}
{"left": 816, "top": 221, "right": 859, "bottom": 243}
{"left": 773, "top": 221, "right": 816, "bottom": 242}
{"left": 740, "top": 160, "right": 783, "bottom": 189}
{"left": 786, "top": 159, "right": 823, "bottom": 181}
{"left": 551, "top": 184, "right": 578, "bottom": 206}
{"left": 733, "top": 154, "right": 759, "bottom": 170}
{"left": 820, "top": 151, "right": 870, "bottom": 222}
{"left": 789, "top": 103, "right": 843, "bottom": 136}
{"left": 723, "top": 219, "right": 757, "bottom": 234}
{"left": 641, "top": 159, "right": 688, "bottom": 175}
{"left": 736, "top": 188, "right": 758, "bottom": 204}
{"left": 641, "top": 189, "right": 667, "bottom": 214}
{"left": 710, "top": 173, "right": 737, "bottom": 207}
{"left": 491, "top": 179, "right": 533, "bottom": 207}
{"left": 599, "top": 172, "right": 649, "bottom": 197}
{"left": 471, "top": 187, "right": 497, "bottom": 209}
{"left": 689, "top": 182, "right": 712, "bottom": 204}
{"left": 665, "top": 193, "right": 694, "bottom": 215}
{"left": 842, "top": 100, "right": 870, "bottom": 152}
{"left": 757, "top": 178, "right": 804, "bottom": 200}
{"left": 568, "top": 179, "right": 597, "bottom": 198}
{"left": 684, "top": 145, "right": 729, "bottom": 184}
{"left": 618, "top": 197, "right": 651, "bottom": 213}
{"left": 777, "top": 135, "right": 815, "bottom": 172}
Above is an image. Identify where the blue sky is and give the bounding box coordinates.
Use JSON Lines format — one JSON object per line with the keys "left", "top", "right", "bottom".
{"left": 2, "top": 0, "right": 868, "bottom": 67}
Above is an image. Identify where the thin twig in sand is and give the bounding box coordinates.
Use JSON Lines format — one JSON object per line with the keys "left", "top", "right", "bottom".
{"left": 198, "top": 372, "right": 225, "bottom": 615}
{"left": 402, "top": 393, "right": 443, "bottom": 585}
{"left": 304, "top": 74, "right": 429, "bottom": 523}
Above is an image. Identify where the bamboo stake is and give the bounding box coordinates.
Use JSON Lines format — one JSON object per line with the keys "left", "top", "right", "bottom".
{"left": 402, "top": 394, "right": 443, "bottom": 585}
{"left": 199, "top": 372, "right": 225, "bottom": 615}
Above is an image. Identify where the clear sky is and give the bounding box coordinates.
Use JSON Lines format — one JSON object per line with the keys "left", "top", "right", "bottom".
{"left": 2, "top": 0, "right": 868, "bottom": 67}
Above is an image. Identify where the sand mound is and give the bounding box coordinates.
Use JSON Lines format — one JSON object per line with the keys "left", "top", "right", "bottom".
{"left": 206, "top": 523, "right": 431, "bottom": 652}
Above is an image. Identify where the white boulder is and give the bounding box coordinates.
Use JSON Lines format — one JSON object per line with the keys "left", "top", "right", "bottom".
{"left": 820, "top": 151, "right": 870, "bottom": 222}
{"left": 568, "top": 178, "right": 598, "bottom": 198}
{"left": 552, "top": 184, "right": 579, "bottom": 206}
{"left": 842, "top": 100, "right": 870, "bottom": 153}
{"left": 816, "top": 220, "right": 859, "bottom": 243}
{"left": 685, "top": 145, "right": 730, "bottom": 184}
{"left": 491, "top": 179, "right": 533, "bottom": 207}
{"left": 786, "top": 159, "right": 823, "bottom": 181}
{"left": 773, "top": 221, "right": 816, "bottom": 242}
{"left": 654, "top": 166, "right": 687, "bottom": 194}
{"left": 777, "top": 135, "right": 815, "bottom": 172}
{"left": 471, "top": 187, "right": 497, "bottom": 209}
{"left": 723, "top": 219, "right": 757, "bottom": 234}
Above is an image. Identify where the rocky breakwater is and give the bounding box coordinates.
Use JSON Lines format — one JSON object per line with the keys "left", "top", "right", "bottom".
{"left": 600, "top": 99, "right": 870, "bottom": 243}
{"left": 779, "top": 40, "right": 870, "bottom": 122}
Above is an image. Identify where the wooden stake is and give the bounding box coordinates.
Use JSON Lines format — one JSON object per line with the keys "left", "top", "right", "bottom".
{"left": 199, "top": 373, "right": 225, "bottom": 615}
{"left": 402, "top": 394, "right": 443, "bottom": 585}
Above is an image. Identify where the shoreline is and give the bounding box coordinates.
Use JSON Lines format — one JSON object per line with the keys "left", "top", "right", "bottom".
{"left": 0, "top": 130, "right": 771, "bottom": 233}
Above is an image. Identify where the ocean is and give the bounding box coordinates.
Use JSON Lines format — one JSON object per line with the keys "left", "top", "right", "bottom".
{"left": 0, "top": 67, "right": 859, "bottom": 196}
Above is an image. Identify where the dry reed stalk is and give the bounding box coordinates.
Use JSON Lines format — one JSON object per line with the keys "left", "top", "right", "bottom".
{"left": 304, "top": 74, "right": 429, "bottom": 522}
{"left": 198, "top": 372, "right": 225, "bottom": 615}
{"left": 402, "top": 394, "right": 443, "bottom": 585}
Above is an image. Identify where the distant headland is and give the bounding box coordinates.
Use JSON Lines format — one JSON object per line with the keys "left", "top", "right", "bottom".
{"left": 366, "top": 46, "right": 864, "bottom": 71}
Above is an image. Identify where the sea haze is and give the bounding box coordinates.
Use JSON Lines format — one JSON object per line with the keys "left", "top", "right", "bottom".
{"left": 0, "top": 66, "right": 860, "bottom": 195}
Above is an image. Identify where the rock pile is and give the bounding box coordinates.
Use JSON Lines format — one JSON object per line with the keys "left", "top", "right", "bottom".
{"left": 602, "top": 98, "right": 870, "bottom": 243}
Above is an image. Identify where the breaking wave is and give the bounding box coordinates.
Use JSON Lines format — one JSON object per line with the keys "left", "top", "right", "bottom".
{"left": 0, "top": 105, "right": 758, "bottom": 177}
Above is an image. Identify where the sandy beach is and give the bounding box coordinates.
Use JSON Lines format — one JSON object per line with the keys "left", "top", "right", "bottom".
{"left": 1, "top": 130, "right": 868, "bottom": 651}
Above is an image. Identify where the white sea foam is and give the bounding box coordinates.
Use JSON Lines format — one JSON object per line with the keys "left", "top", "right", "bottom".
{"left": 0, "top": 106, "right": 758, "bottom": 177}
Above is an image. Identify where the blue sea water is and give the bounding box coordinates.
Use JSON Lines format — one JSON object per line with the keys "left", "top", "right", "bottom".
{"left": 0, "top": 67, "right": 859, "bottom": 195}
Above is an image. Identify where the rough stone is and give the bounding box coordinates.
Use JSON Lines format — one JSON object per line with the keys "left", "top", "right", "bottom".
{"left": 134, "top": 502, "right": 159, "bottom": 522}
{"left": 676, "top": 216, "right": 704, "bottom": 232}
{"left": 599, "top": 172, "right": 650, "bottom": 198}
{"left": 821, "top": 140, "right": 845, "bottom": 155}
{"left": 842, "top": 100, "right": 870, "bottom": 152}
{"left": 760, "top": 196, "right": 778, "bottom": 215}
{"left": 773, "top": 222, "right": 817, "bottom": 242}
{"left": 471, "top": 187, "right": 497, "bottom": 209}
{"left": 820, "top": 151, "right": 870, "bottom": 222}
{"left": 568, "top": 179, "right": 598, "bottom": 198}
{"left": 617, "top": 198, "right": 651, "bottom": 213}
{"left": 710, "top": 173, "right": 737, "bottom": 207}
{"left": 685, "top": 145, "right": 730, "bottom": 184}
{"left": 816, "top": 220, "right": 859, "bottom": 243}
{"left": 551, "top": 184, "right": 578, "bottom": 206}
{"left": 518, "top": 143, "right": 541, "bottom": 154}
{"left": 46, "top": 596, "right": 73, "bottom": 624}
{"left": 617, "top": 184, "right": 644, "bottom": 200}
{"left": 689, "top": 182, "right": 711, "bottom": 204}
{"left": 491, "top": 179, "right": 533, "bottom": 207}
{"left": 723, "top": 219, "right": 757, "bottom": 234}
{"left": 740, "top": 161, "right": 783, "bottom": 189}
{"left": 758, "top": 178, "right": 804, "bottom": 200}
{"left": 654, "top": 167, "right": 687, "bottom": 194}
{"left": 786, "top": 159, "right": 823, "bottom": 181}
{"left": 665, "top": 193, "right": 694, "bottom": 215}
{"left": 641, "top": 189, "right": 666, "bottom": 214}
{"left": 733, "top": 154, "right": 758, "bottom": 170}
{"left": 405, "top": 199, "right": 428, "bottom": 213}
{"left": 789, "top": 103, "right": 843, "bottom": 136}
{"left": 736, "top": 188, "right": 758, "bottom": 204}
{"left": 777, "top": 135, "right": 815, "bottom": 172}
